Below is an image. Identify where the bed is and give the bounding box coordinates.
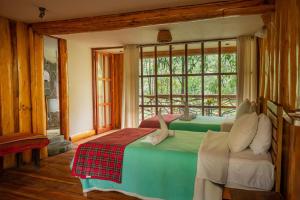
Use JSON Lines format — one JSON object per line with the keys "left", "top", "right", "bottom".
{"left": 72, "top": 99, "right": 283, "bottom": 200}
{"left": 139, "top": 114, "right": 235, "bottom": 132}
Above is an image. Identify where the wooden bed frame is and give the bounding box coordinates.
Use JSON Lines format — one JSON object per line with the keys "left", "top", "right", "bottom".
{"left": 222, "top": 98, "right": 283, "bottom": 199}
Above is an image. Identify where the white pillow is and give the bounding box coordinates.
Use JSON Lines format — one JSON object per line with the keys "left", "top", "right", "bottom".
{"left": 236, "top": 99, "right": 251, "bottom": 119}
{"left": 250, "top": 113, "right": 272, "bottom": 154}
{"left": 229, "top": 112, "right": 258, "bottom": 153}
{"left": 249, "top": 101, "right": 257, "bottom": 113}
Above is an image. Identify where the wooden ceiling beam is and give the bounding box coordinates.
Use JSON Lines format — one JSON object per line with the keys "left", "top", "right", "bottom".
{"left": 30, "top": 0, "right": 275, "bottom": 35}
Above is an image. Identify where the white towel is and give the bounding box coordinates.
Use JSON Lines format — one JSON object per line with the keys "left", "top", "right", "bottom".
{"left": 142, "top": 114, "right": 174, "bottom": 145}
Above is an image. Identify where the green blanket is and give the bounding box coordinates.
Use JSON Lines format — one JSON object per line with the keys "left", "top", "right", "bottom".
{"left": 78, "top": 130, "right": 206, "bottom": 200}
{"left": 169, "top": 116, "right": 231, "bottom": 132}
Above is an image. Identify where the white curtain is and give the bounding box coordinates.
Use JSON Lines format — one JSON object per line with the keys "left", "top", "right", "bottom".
{"left": 237, "top": 36, "right": 258, "bottom": 104}
{"left": 121, "top": 45, "right": 139, "bottom": 128}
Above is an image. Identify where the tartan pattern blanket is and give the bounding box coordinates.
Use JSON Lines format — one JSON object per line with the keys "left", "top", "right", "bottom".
{"left": 139, "top": 114, "right": 181, "bottom": 128}
{"left": 72, "top": 128, "right": 156, "bottom": 183}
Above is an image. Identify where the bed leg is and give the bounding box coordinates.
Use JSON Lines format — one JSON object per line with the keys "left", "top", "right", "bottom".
{"left": 83, "top": 192, "right": 87, "bottom": 197}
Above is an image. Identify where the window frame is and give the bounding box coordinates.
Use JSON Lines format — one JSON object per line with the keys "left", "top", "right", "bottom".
{"left": 139, "top": 39, "right": 238, "bottom": 120}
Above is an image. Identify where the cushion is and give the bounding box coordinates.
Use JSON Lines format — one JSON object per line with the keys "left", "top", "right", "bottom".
{"left": 250, "top": 113, "right": 272, "bottom": 154}
{"left": 229, "top": 112, "right": 258, "bottom": 153}
{"left": 249, "top": 101, "right": 257, "bottom": 113}
{"left": 236, "top": 99, "right": 251, "bottom": 119}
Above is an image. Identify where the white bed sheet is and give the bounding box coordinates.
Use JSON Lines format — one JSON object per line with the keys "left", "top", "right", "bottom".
{"left": 225, "top": 148, "right": 274, "bottom": 191}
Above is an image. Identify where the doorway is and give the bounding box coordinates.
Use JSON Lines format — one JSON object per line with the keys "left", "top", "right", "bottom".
{"left": 92, "top": 48, "right": 124, "bottom": 134}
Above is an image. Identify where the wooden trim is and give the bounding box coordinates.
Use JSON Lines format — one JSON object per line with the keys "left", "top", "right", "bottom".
{"left": 92, "top": 51, "right": 98, "bottom": 131}
{"left": 30, "top": 0, "right": 274, "bottom": 35}
{"left": 140, "top": 47, "right": 144, "bottom": 120}
{"left": 143, "top": 47, "right": 237, "bottom": 58}
{"left": 58, "top": 39, "right": 69, "bottom": 140}
{"left": 69, "top": 130, "right": 96, "bottom": 143}
{"left": 218, "top": 41, "right": 222, "bottom": 116}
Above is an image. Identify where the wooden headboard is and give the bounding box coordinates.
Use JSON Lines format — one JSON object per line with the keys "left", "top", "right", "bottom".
{"left": 265, "top": 100, "right": 283, "bottom": 192}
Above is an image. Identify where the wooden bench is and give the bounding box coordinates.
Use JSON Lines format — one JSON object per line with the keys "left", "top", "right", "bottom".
{"left": 0, "top": 133, "right": 49, "bottom": 171}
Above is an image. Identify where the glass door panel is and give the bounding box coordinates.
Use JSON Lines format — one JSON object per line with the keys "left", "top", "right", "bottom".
{"left": 96, "top": 53, "right": 112, "bottom": 133}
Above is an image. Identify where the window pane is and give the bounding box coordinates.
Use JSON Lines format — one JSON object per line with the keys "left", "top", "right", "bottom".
{"left": 204, "top": 42, "right": 218, "bottom": 73}
{"left": 172, "top": 76, "right": 185, "bottom": 95}
{"left": 221, "top": 97, "right": 237, "bottom": 107}
{"left": 188, "top": 96, "right": 202, "bottom": 106}
{"left": 172, "top": 44, "right": 185, "bottom": 74}
{"left": 104, "top": 56, "right": 110, "bottom": 78}
{"left": 157, "top": 77, "right": 170, "bottom": 95}
{"left": 143, "top": 77, "right": 155, "bottom": 95}
{"left": 143, "top": 77, "right": 155, "bottom": 105}
{"left": 204, "top": 108, "right": 219, "bottom": 116}
{"left": 172, "top": 76, "right": 185, "bottom": 105}
{"left": 204, "top": 76, "right": 218, "bottom": 95}
{"left": 172, "top": 107, "right": 183, "bottom": 114}
{"left": 159, "top": 107, "right": 171, "bottom": 115}
{"left": 97, "top": 54, "right": 103, "bottom": 78}
{"left": 221, "top": 75, "right": 237, "bottom": 95}
{"left": 106, "top": 106, "right": 111, "bottom": 125}
{"left": 98, "top": 80, "right": 104, "bottom": 104}
{"left": 144, "top": 97, "right": 155, "bottom": 105}
{"left": 189, "top": 107, "right": 202, "bottom": 115}
{"left": 142, "top": 46, "right": 155, "bottom": 76}
{"left": 204, "top": 97, "right": 218, "bottom": 106}
{"left": 221, "top": 108, "right": 236, "bottom": 117}
{"left": 98, "top": 106, "right": 104, "bottom": 127}
{"left": 157, "top": 45, "right": 170, "bottom": 75}
{"left": 188, "top": 43, "right": 202, "bottom": 74}
{"left": 221, "top": 40, "right": 237, "bottom": 73}
{"left": 105, "top": 81, "right": 111, "bottom": 102}
{"left": 158, "top": 96, "right": 170, "bottom": 105}
{"left": 188, "top": 76, "right": 202, "bottom": 95}
{"left": 144, "top": 107, "right": 156, "bottom": 119}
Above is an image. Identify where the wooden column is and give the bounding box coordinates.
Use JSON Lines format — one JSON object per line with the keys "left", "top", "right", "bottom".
{"left": 0, "top": 17, "right": 16, "bottom": 168}
{"left": 29, "top": 28, "right": 47, "bottom": 158}
{"left": 16, "top": 22, "right": 32, "bottom": 163}
{"left": 58, "top": 39, "right": 69, "bottom": 140}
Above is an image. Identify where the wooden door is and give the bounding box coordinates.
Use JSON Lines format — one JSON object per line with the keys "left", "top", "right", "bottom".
{"left": 93, "top": 52, "right": 112, "bottom": 133}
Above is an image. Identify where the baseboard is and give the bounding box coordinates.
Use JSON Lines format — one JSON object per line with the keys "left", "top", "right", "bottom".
{"left": 70, "top": 130, "right": 96, "bottom": 143}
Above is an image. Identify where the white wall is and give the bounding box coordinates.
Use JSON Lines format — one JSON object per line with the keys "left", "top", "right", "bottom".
{"left": 67, "top": 40, "right": 93, "bottom": 136}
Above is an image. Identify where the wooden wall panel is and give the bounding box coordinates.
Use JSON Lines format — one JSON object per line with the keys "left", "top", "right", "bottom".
{"left": 58, "top": 39, "right": 69, "bottom": 140}
{"left": 0, "top": 18, "right": 16, "bottom": 168}
{"left": 259, "top": 1, "right": 300, "bottom": 199}
{"left": 16, "top": 22, "right": 32, "bottom": 163}
{"left": 259, "top": 0, "right": 300, "bottom": 110}
{"left": 29, "top": 28, "right": 47, "bottom": 158}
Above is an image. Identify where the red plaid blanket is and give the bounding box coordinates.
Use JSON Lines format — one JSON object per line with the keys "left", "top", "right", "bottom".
{"left": 72, "top": 128, "right": 156, "bottom": 183}
{"left": 139, "top": 114, "right": 181, "bottom": 128}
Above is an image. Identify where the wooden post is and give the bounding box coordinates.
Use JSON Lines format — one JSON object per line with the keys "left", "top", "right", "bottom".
{"left": 58, "top": 39, "right": 69, "bottom": 140}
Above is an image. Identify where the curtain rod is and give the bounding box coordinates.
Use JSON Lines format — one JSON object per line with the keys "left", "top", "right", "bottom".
{"left": 90, "top": 37, "right": 237, "bottom": 50}
{"left": 137, "top": 37, "right": 237, "bottom": 48}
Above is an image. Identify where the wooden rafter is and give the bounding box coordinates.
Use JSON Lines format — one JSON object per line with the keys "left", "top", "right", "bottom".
{"left": 30, "top": 0, "right": 274, "bottom": 35}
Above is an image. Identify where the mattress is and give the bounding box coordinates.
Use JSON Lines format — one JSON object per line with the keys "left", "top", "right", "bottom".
{"left": 226, "top": 148, "right": 274, "bottom": 191}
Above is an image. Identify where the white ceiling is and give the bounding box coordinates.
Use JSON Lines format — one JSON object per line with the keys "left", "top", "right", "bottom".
{"left": 0, "top": 0, "right": 231, "bottom": 23}
{"left": 57, "top": 15, "right": 263, "bottom": 48}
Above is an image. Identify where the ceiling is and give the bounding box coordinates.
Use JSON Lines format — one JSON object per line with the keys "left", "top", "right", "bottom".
{"left": 0, "top": 0, "right": 231, "bottom": 23}
{"left": 57, "top": 15, "right": 263, "bottom": 48}
{"left": 0, "top": 1, "right": 264, "bottom": 48}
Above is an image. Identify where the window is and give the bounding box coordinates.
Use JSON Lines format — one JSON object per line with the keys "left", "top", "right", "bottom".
{"left": 139, "top": 40, "right": 237, "bottom": 121}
